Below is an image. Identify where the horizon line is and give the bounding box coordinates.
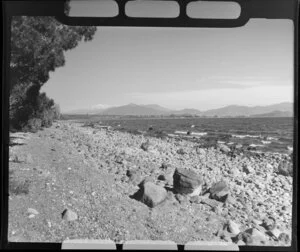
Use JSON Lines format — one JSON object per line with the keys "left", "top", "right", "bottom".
{"left": 62, "top": 101, "right": 293, "bottom": 113}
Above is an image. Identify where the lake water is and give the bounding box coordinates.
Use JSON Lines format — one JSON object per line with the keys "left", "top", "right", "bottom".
{"left": 77, "top": 117, "right": 294, "bottom": 153}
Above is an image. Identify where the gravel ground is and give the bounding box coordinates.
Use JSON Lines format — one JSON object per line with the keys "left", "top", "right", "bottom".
{"left": 8, "top": 120, "right": 293, "bottom": 245}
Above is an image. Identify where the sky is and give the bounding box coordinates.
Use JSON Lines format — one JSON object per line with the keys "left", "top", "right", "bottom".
{"left": 41, "top": 1, "right": 294, "bottom": 113}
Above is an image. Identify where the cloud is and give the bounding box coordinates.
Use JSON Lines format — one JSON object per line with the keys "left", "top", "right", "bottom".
{"left": 91, "top": 104, "right": 115, "bottom": 109}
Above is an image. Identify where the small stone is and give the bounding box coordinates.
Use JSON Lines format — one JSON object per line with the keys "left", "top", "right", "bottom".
{"left": 261, "top": 216, "right": 276, "bottom": 231}
{"left": 267, "top": 228, "right": 282, "bottom": 239}
{"left": 141, "top": 141, "right": 150, "bottom": 151}
{"left": 243, "top": 164, "right": 254, "bottom": 174}
{"left": 158, "top": 174, "right": 166, "bottom": 181}
{"left": 201, "top": 198, "right": 223, "bottom": 209}
{"left": 210, "top": 180, "right": 230, "bottom": 202}
{"left": 278, "top": 233, "right": 290, "bottom": 245}
{"left": 160, "top": 162, "right": 168, "bottom": 169}
{"left": 126, "top": 169, "right": 143, "bottom": 185}
{"left": 177, "top": 148, "right": 186, "bottom": 155}
{"left": 189, "top": 195, "right": 201, "bottom": 204}
{"left": 175, "top": 194, "right": 188, "bottom": 204}
{"left": 28, "top": 214, "right": 35, "bottom": 218}
{"left": 252, "top": 219, "right": 262, "bottom": 226}
{"left": 115, "top": 156, "right": 123, "bottom": 164}
{"left": 244, "top": 228, "right": 268, "bottom": 244}
{"left": 27, "top": 208, "right": 39, "bottom": 215}
{"left": 62, "top": 209, "right": 78, "bottom": 221}
{"left": 236, "top": 231, "right": 253, "bottom": 244}
{"left": 196, "top": 148, "right": 206, "bottom": 155}
{"left": 219, "top": 144, "right": 231, "bottom": 153}
{"left": 236, "top": 240, "right": 246, "bottom": 246}
{"left": 277, "top": 161, "right": 293, "bottom": 176}
{"left": 226, "top": 220, "right": 240, "bottom": 235}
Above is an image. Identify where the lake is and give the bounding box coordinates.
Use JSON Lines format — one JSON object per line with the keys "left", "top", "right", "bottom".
{"left": 70, "top": 117, "right": 294, "bottom": 154}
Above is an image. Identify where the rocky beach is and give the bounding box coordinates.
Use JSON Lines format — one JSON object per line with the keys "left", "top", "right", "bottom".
{"left": 8, "top": 120, "right": 293, "bottom": 246}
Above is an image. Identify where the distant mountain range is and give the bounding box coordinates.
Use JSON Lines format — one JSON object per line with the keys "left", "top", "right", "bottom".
{"left": 64, "top": 102, "right": 293, "bottom": 117}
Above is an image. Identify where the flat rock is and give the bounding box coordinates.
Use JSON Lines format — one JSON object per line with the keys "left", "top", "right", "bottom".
{"left": 173, "top": 168, "right": 203, "bottom": 195}
{"left": 201, "top": 197, "right": 223, "bottom": 209}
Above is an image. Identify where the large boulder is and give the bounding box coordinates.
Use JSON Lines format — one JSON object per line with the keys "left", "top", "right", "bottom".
{"left": 137, "top": 181, "right": 168, "bottom": 208}
{"left": 209, "top": 180, "right": 230, "bottom": 202}
{"left": 173, "top": 168, "right": 203, "bottom": 196}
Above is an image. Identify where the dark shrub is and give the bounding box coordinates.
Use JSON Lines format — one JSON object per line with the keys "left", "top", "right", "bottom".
{"left": 9, "top": 178, "right": 30, "bottom": 195}
{"left": 23, "top": 118, "right": 42, "bottom": 132}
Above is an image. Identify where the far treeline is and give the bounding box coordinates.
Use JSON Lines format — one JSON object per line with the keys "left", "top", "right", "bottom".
{"left": 9, "top": 4, "right": 97, "bottom": 132}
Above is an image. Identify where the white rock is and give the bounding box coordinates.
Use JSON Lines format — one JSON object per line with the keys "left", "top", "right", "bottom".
{"left": 226, "top": 220, "right": 240, "bottom": 235}
{"left": 62, "top": 209, "right": 78, "bottom": 221}
{"left": 47, "top": 221, "right": 52, "bottom": 228}
{"left": 27, "top": 208, "right": 39, "bottom": 215}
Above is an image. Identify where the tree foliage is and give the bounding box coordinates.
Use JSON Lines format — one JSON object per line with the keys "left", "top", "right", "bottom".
{"left": 10, "top": 15, "right": 97, "bottom": 130}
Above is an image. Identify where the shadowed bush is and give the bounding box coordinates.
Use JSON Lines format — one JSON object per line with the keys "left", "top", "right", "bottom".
{"left": 9, "top": 177, "right": 30, "bottom": 195}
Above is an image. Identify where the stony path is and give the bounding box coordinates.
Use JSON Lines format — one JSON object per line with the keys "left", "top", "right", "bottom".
{"left": 8, "top": 121, "right": 293, "bottom": 245}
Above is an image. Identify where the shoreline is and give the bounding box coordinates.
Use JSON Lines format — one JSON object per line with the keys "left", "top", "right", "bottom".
{"left": 8, "top": 120, "right": 293, "bottom": 245}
